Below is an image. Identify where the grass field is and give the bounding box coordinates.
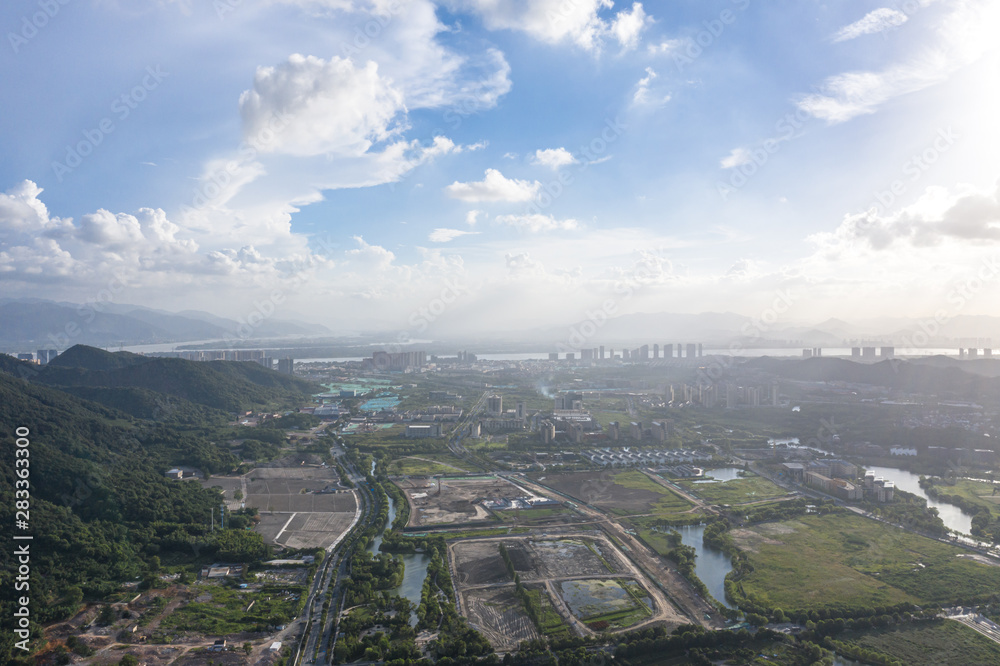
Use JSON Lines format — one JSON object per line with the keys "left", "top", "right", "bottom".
{"left": 677, "top": 473, "right": 790, "bottom": 506}
{"left": 732, "top": 512, "right": 1000, "bottom": 611}
{"left": 158, "top": 583, "right": 305, "bottom": 635}
{"left": 612, "top": 470, "right": 694, "bottom": 515}
{"left": 842, "top": 619, "right": 1000, "bottom": 665}
{"left": 523, "top": 587, "right": 571, "bottom": 639}
{"left": 387, "top": 454, "right": 471, "bottom": 476}
{"left": 935, "top": 479, "right": 1000, "bottom": 517}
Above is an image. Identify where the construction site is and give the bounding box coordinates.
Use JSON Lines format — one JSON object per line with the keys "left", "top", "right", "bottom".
{"left": 204, "top": 467, "right": 359, "bottom": 550}
{"left": 449, "top": 534, "right": 689, "bottom": 649}
{"left": 396, "top": 475, "right": 531, "bottom": 526}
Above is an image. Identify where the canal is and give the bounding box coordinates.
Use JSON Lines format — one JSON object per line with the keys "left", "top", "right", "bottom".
{"left": 367, "top": 494, "right": 430, "bottom": 623}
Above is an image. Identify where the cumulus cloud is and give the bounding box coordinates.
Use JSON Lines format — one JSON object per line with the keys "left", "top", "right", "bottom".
{"left": 531, "top": 147, "right": 577, "bottom": 169}
{"left": 239, "top": 54, "right": 406, "bottom": 157}
{"left": 453, "top": 0, "right": 651, "bottom": 53}
{"left": 494, "top": 213, "right": 580, "bottom": 232}
{"left": 797, "top": 0, "right": 998, "bottom": 123}
{"left": 466, "top": 210, "right": 482, "bottom": 226}
{"left": 445, "top": 169, "right": 541, "bottom": 202}
{"left": 833, "top": 8, "right": 908, "bottom": 42}
{"left": 647, "top": 39, "right": 683, "bottom": 56}
{"left": 429, "top": 228, "right": 478, "bottom": 242}
{"left": 810, "top": 180, "right": 1000, "bottom": 252}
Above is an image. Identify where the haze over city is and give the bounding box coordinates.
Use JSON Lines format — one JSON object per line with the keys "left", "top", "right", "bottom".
{"left": 2, "top": 0, "right": 999, "bottom": 335}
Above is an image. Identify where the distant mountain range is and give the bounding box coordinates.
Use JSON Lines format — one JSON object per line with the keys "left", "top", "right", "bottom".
{"left": 0, "top": 298, "right": 332, "bottom": 351}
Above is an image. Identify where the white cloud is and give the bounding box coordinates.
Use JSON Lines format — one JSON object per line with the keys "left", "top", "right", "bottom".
{"left": 239, "top": 54, "right": 406, "bottom": 157}
{"left": 797, "top": 0, "right": 999, "bottom": 123}
{"left": 531, "top": 147, "right": 577, "bottom": 169}
{"left": 466, "top": 210, "right": 482, "bottom": 226}
{"left": 632, "top": 67, "right": 670, "bottom": 107}
{"left": 445, "top": 169, "right": 541, "bottom": 202}
{"left": 720, "top": 148, "right": 752, "bottom": 169}
{"left": 452, "top": 0, "right": 651, "bottom": 53}
{"left": 647, "top": 39, "right": 683, "bottom": 56}
{"left": 810, "top": 180, "right": 1000, "bottom": 252}
{"left": 429, "top": 227, "right": 479, "bottom": 242}
{"left": 833, "top": 8, "right": 908, "bottom": 43}
{"left": 494, "top": 213, "right": 580, "bottom": 232}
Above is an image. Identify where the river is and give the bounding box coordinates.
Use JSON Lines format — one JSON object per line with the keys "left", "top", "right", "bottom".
{"left": 672, "top": 524, "right": 735, "bottom": 609}
{"left": 367, "top": 495, "right": 429, "bottom": 624}
{"left": 863, "top": 465, "right": 975, "bottom": 535}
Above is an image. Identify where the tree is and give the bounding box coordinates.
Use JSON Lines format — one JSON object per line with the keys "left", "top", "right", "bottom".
{"left": 244, "top": 642, "right": 253, "bottom": 655}
{"left": 119, "top": 656, "right": 139, "bottom": 666}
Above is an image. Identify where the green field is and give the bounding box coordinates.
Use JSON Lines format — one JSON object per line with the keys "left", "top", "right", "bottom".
{"left": 677, "top": 472, "right": 790, "bottom": 506}
{"left": 935, "top": 479, "right": 1000, "bottom": 517}
{"left": 387, "top": 454, "right": 471, "bottom": 476}
{"left": 523, "top": 587, "right": 571, "bottom": 639}
{"left": 732, "top": 512, "right": 1000, "bottom": 611}
{"left": 612, "top": 470, "right": 694, "bottom": 515}
{"left": 841, "top": 619, "right": 1000, "bottom": 666}
{"left": 158, "top": 583, "right": 305, "bottom": 636}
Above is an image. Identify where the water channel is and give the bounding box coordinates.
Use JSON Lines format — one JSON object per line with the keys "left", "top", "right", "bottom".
{"left": 366, "top": 495, "right": 430, "bottom": 624}
{"left": 864, "top": 465, "right": 975, "bottom": 535}
{"left": 671, "top": 524, "right": 735, "bottom": 609}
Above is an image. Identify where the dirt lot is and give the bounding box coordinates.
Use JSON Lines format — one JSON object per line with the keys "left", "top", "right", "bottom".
{"left": 255, "top": 503, "right": 357, "bottom": 550}
{"left": 537, "top": 472, "right": 664, "bottom": 514}
{"left": 396, "top": 476, "right": 525, "bottom": 526}
{"left": 462, "top": 587, "right": 539, "bottom": 651}
{"left": 453, "top": 536, "right": 625, "bottom": 584}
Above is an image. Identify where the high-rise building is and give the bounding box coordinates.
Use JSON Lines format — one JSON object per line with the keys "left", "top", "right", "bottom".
{"left": 852, "top": 347, "right": 861, "bottom": 358}
{"left": 686, "top": 343, "right": 697, "bottom": 359}
{"left": 549, "top": 352, "right": 559, "bottom": 361}
{"left": 653, "top": 343, "right": 659, "bottom": 359}
{"left": 277, "top": 358, "right": 295, "bottom": 375}
{"left": 640, "top": 344, "right": 649, "bottom": 361}
{"left": 862, "top": 347, "right": 876, "bottom": 358}
{"left": 516, "top": 402, "right": 525, "bottom": 420}
{"left": 664, "top": 344, "right": 673, "bottom": 359}
{"left": 487, "top": 394, "right": 503, "bottom": 416}
{"left": 599, "top": 345, "right": 605, "bottom": 360}
{"left": 880, "top": 347, "right": 895, "bottom": 358}
{"left": 581, "top": 348, "right": 593, "bottom": 360}
{"left": 698, "top": 343, "right": 703, "bottom": 357}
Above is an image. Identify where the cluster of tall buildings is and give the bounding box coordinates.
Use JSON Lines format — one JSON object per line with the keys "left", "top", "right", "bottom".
{"left": 668, "top": 382, "right": 779, "bottom": 408}
{"left": 12, "top": 349, "right": 59, "bottom": 364}
{"left": 367, "top": 350, "right": 427, "bottom": 371}
{"left": 550, "top": 343, "right": 705, "bottom": 361}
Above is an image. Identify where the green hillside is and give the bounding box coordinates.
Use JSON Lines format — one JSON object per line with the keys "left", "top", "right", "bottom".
{"left": 30, "top": 345, "right": 321, "bottom": 412}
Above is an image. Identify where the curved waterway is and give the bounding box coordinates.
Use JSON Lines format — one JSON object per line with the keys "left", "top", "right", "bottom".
{"left": 367, "top": 495, "right": 429, "bottom": 625}
{"left": 864, "top": 465, "right": 975, "bottom": 535}
{"left": 672, "top": 524, "right": 735, "bottom": 609}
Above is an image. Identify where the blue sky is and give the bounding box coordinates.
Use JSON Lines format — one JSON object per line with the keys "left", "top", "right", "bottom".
{"left": 2, "top": 0, "right": 999, "bottom": 335}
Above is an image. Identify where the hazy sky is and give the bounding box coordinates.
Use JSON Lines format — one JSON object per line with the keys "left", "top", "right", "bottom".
{"left": 1, "top": 0, "right": 999, "bottom": 335}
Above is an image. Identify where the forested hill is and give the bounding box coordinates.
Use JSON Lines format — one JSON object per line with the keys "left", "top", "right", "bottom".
{"left": 0, "top": 370, "right": 238, "bottom": 661}
{"left": 5, "top": 344, "right": 322, "bottom": 413}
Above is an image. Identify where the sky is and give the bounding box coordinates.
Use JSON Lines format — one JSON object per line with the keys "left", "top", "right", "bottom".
{"left": 1, "top": 0, "right": 999, "bottom": 337}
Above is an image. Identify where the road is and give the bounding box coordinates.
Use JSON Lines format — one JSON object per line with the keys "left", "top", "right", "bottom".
{"left": 942, "top": 607, "right": 1000, "bottom": 646}
{"left": 297, "top": 451, "right": 376, "bottom": 665}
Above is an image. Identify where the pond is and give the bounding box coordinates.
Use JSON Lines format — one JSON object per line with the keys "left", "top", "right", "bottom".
{"left": 673, "top": 524, "right": 735, "bottom": 609}
{"left": 864, "top": 465, "right": 975, "bottom": 535}
{"left": 693, "top": 467, "right": 744, "bottom": 483}
{"left": 559, "top": 579, "right": 651, "bottom": 620}
{"left": 367, "top": 495, "right": 430, "bottom": 624}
